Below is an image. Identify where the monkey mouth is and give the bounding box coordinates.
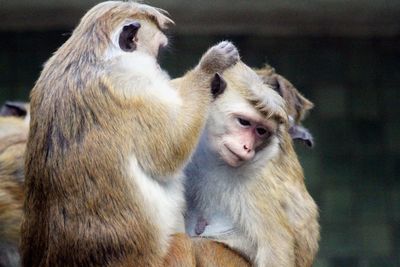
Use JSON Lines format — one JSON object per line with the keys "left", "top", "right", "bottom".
{"left": 224, "top": 145, "right": 245, "bottom": 163}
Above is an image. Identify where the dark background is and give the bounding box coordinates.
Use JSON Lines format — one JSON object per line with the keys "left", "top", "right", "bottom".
{"left": 1, "top": 1, "right": 399, "bottom": 266}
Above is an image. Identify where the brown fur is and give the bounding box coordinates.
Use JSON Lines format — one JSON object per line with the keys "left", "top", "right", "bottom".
{"left": 247, "top": 130, "right": 319, "bottom": 267}
{"left": 0, "top": 116, "right": 28, "bottom": 243}
{"left": 162, "top": 233, "right": 196, "bottom": 267}
{"left": 255, "top": 64, "right": 313, "bottom": 124}
{"left": 21, "top": 1, "right": 239, "bottom": 267}
{"left": 192, "top": 238, "right": 250, "bottom": 267}
{"left": 0, "top": 116, "right": 28, "bottom": 267}
{"left": 226, "top": 63, "right": 319, "bottom": 266}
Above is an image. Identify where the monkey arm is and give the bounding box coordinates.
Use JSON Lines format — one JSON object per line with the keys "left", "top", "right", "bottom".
{"left": 245, "top": 183, "right": 296, "bottom": 267}
{"left": 131, "top": 42, "right": 239, "bottom": 179}
{"left": 127, "top": 75, "right": 212, "bottom": 179}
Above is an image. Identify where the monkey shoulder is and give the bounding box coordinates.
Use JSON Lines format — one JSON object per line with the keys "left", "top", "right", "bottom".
{"left": 105, "top": 52, "right": 181, "bottom": 107}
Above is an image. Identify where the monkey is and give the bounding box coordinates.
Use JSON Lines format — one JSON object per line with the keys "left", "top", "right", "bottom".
{"left": 255, "top": 64, "right": 314, "bottom": 147}
{"left": 185, "top": 61, "right": 320, "bottom": 267}
{"left": 21, "top": 1, "right": 240, "bottom": 266}
{"left": 0, "top": 65, "right": 315, "bottom": 267}
{"left": 0, "top": 104, "right": 29, "bottom": 267}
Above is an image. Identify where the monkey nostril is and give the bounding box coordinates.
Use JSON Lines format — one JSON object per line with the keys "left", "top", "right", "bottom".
{"left": 243, "top": 145, "right": 249, "bottom": 150}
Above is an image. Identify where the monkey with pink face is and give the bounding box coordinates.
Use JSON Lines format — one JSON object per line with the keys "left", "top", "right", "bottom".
{"left": 185, "top": 61, "right": 319, "bottom": 267}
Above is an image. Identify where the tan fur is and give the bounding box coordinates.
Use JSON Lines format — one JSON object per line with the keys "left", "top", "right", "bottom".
{"left": 162, "top": 233, "right": 196, "bottom": 267}
{"left": 225, "top": 63, "right": 287, "bottom": 124}
{"left": 185, "top": 62, "right": 319, "bottom": 267}
{"left": 0, "top": 116, "right": 29, "bottom": 141}
{"left": 255, "top": 64, "right": 313, "bottom": 124}
{"left": 229, "top": 63, "right": 319, "bottom": 266}
{"left": 244, "top": 130, "right": 319, "bottom": 267}
{"left": 0, "top": 117, "right": 28, "bottom": 243}
{"left": 0, "top": 116, "right": 28, "bottom": 267}
{"left": 21, "top": 1, "right": 239, "bottom": 267}
{"left": 192, "top": 238, "right": 250, "bottom": 267}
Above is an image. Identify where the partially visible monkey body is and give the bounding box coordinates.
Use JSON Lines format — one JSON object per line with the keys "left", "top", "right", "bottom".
{"left": 255, "top": 65, "right": 313, "bottom": 125}
{"left": 0, "top": 104, "right": 29, "bottom": 267}
{"left": 21, "top": 1, "right": 239, "bottom": 267}
{"left": 255, "top": 65, "right": 314, "bottom": 147}
{"left": 185, "top": 61, "right": 319, "bottom": 267}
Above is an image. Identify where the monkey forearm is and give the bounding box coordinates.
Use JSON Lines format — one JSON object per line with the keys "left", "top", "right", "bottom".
{"left": 137, "top": 42, "right": 239, "bottom": 178}
{"left": 129, "top": 92, "right": 209, "bottom": 178}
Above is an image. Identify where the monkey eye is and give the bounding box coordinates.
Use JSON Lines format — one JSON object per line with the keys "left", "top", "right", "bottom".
{"left": 237, "top": 118, "right": 251, "bottom": 127}
{"left": 256, "top": 127, "right": 270, "bottom": 138}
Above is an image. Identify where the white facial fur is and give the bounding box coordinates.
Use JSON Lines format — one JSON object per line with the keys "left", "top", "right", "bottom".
{"left": 206, "top": 89, "right": 280, "bottom": 167}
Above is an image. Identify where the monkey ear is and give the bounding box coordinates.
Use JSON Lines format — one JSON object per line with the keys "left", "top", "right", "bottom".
{"left": 270, "top": 76, "right": 284, "bottom": 96}
{"left": 296, "top": 90, "right": 314, "bottom": 120}
{"left": 276, "top": 76, "right": 314, "bottom": 121}
{"left": 211, "top": 73, "right": 227, "bottom": 99}
{"left": 0, "top": 101, "right": 28, "bottom": 117}
{"left": 118, "top": 22, "right": 141, "bottom": 52}
{"left": 288, "top": 125, "right": 314, "bottom": 148}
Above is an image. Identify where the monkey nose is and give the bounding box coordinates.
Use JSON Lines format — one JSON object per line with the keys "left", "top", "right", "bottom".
{"left": 243, "top": 145, "right": 251, "bottom": 152}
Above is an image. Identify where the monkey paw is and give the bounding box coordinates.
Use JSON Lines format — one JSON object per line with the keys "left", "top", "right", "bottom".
{"left": 199, "top": 41, "right": 239, "bottom": 74}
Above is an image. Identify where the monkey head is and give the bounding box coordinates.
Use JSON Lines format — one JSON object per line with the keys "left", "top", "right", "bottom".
{"left": 255, "top": 64, "right": 313, "bottom": 123}
{"left": 112, "top": 11, "right": 171, "bottom": 58}
{"left": 60, "top": 1, "right": 174, "bottom": 64}
{"left": 256, "top": 64, "right": 314, "bottom": 147}
{"left": 205, "top": 62, "right": 287, "bottom": 167}
{"left": 107, "top": 2, "right": 173, "bottom": 58}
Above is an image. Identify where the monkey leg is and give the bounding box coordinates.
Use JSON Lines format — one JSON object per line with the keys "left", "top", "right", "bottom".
{"left": 192, "top": 238, "right": 250, "bottom": 267}
{"left": 163, "top": 233, "right": 196, "bottom": 267}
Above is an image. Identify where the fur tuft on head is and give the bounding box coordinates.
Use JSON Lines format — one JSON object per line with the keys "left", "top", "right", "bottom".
{"left": 139, "top": 3, "right": 175, "bottom": 29}
{"left": 224, "top": 62, "right": 288, "bottom": 125}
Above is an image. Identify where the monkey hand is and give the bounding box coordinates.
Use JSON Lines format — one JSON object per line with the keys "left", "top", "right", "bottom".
{"left": 199, "top": 41, "right": 239, "bottom": 74}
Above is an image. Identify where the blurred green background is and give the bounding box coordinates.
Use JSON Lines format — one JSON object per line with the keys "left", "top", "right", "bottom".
{"left": 1, "top": 1, "right": 399, "bottom": 266}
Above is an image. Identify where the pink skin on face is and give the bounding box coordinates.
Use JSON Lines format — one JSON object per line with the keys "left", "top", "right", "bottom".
{"left": 219, "top": 114, "right": 273, "bottom": 167}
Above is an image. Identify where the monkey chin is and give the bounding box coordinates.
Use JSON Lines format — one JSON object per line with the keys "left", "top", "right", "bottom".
{"left": 221, "top": 144, "right": 246, "bottom": 168}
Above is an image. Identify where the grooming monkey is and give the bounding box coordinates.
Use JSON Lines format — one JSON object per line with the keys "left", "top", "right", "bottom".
{"left": 0, "top": 103, "right": 29, "bottom": 267}
{"left": 185, "top": 61, "right": 319, "bottom": 267}
{"left": 21, "top": 1, "right": 239, "bottom": 266}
